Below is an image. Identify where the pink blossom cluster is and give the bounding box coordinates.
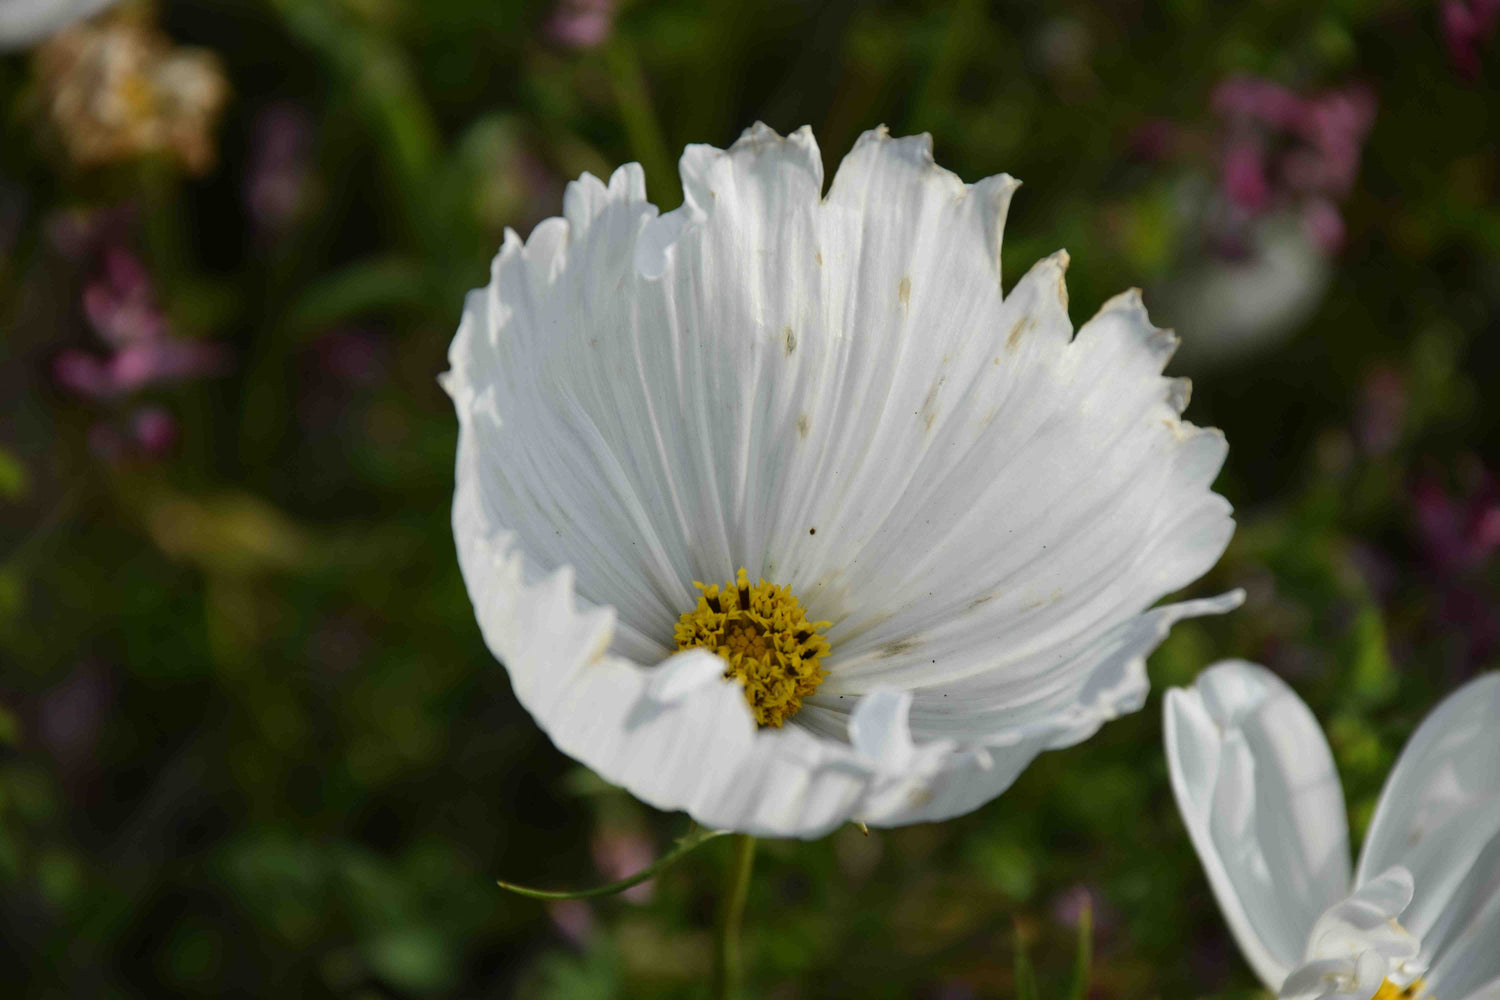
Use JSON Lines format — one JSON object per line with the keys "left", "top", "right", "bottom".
{"left": 50, "top": 211, "right": 228, "bottom": 461}
{"left": 1443, "top": 0, "right": 1500, "bottom": 80}
{"left": 1414, "top": 467, "right": 1500, "bottom": 575}
{"left": 1413, "top": 461, "right": 1500, "bottom": 671}
{"left": 1211, "top": 75, "right": 1377, "bottom": 254}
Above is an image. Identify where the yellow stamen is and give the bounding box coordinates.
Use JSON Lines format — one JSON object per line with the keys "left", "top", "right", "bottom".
{"left": 673, "top": 568, "right": 831, "bottom": 728}
{"left": 1371, "top": 978, "right": 1430, "bottom": 1000}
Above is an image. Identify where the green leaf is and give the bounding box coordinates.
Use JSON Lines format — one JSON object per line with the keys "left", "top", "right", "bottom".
{"left": 364, "top": 926, "right": 458, "bottom": 994}
{"left": 268, "top": 0, "right": 442, "bottom": 243}
{"left": 285, "top": 256, "right": 427, "bottom": 337}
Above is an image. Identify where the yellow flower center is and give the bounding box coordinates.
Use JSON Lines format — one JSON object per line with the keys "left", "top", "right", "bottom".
{"left": 1372, "top": 979, "right": 1430, "bottom": 1000}
{"left": 673, "top": 568, "right": 831, "bottom": 728}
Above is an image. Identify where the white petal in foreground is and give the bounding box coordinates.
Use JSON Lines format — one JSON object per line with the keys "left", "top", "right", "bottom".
{"left": 1356, "top": 674, "right": 1500, "bottom": 947}
{"left": 1167, "top": 662, "right": 1500, "bottom": 1000}
{"left": 1279, "top": 867, "right": 1421, "bottom": 1000}
{"left": 1164, "top": 660, "right": 1351, "bottom": 988}
{"left": 447, "top": 124, "right": 1237, "bottom": 838}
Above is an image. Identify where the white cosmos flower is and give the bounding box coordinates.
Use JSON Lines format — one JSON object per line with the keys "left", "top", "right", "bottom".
{"left": 0, "top": 0, "right": 116, "bottom": 49}
{"left": 445, "top": 123, "right": 1239, "bottom": 839}
{"left": 1165, "top": 661, "right": 1500, "bottom": 999}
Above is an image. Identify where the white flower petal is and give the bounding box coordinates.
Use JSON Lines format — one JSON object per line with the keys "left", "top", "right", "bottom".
{"left": 1355, "top": 673, "right": 1500, "bottom": 984}
{"left": 849, "top": 689, "right": 918, "bottom": 772}
{"left": 1279, "top": 867, "right": 1421, "bottom": 1000}
{"left": 447, "top": 124, "right": 1235, "bottom": 836}
{"left": 814, "top": 280, "right": 1236, "bottom": 749}
{"left": 1424, "top": 862, "right": 1500, "bottom": 1000}
{"left": 1164, "top": 661, "right": 1352, "bottom": 989}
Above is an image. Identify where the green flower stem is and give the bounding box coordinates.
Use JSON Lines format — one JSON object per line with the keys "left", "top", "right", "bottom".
{"left": 496, "top": 825, "right": 727, "bottom": 900}
{"left": 713, "top": 833, "right": 757, "bottom": 1000}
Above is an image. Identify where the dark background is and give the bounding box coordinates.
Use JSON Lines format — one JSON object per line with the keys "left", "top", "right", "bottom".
{"left": 2, "top": 0, "right": 1497, "bottom": 996}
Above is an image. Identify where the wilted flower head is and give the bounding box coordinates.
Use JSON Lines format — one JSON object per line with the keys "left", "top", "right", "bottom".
{"left": 33, "top": 7, "right": 228, "bottom": 173}
{"left": 1166, "top": 661, "right": 1500, "bottom": 999}
{"left": 446, "top": 124, "right": 1237, "bottom": 838}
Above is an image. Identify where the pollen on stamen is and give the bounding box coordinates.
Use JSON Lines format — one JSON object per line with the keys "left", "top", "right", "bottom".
{"left": 673, "top": 568, "right": 832, "bottom": 728}
{"left": 1372, "top": 978, "right": 1431, "bottom": 1000}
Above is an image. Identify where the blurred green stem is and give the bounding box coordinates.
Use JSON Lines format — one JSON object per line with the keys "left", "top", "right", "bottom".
{"left": 713, "top": 834, "right": 756, "bottom": 1000}
{"left": 602, "top": 38, "right": 681, "bottom": 208}
{"left": 1067, "top": 897, "right": 1093, "bottom": 1000}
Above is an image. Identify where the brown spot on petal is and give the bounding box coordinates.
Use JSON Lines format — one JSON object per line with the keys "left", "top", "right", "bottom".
{"left": 1007, "top": 317, "right": 1033, "bottom": 351}
{"left": 898, "top": 276, "right": 911, "bottom": 309}
{"left": 797, "top": 413, "right": 811, "bottom": 439}
{"left": 784, "top": 326, "right": 797, "bottom": 355}
{"left": 878, "top": 636, "right": 922, "bottom": 657}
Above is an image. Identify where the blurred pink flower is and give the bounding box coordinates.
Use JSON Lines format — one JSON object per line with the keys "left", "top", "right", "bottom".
{"left": 1413, "top": 464, "right": 1500, "bottom": 674}
{"left": 544, "top": 0, "right": 615, "bottom": 49}
{"left": 1301, "top": 196, "right": 1346, "bottom": 254}
{"left": 110, "top": 337, "right": 228, "bottom": 393}
{"left": 1222, "top": 142, "right": 1271, "bottom": 211}
{"left": 83, "top": 246, "right": 166, "bottom": 344}
{"left": 1126, "top": 118, "right": 1178, "bottom": 162}
{"left": 590, "top": 827, "right": 655, "bottom": 904}
{"left": 49, "top": 215, "right": 230, "bottom": 465}
{"left": 1443, "top": 0, "right": 1500, "bottom": 80}
{"left": 54, "top": 337, "right": 227, "bottom": 399}
{"left": 1049, "top": 883, "right": 1118, "bottom": 939}
{"left": 246, "top": 103, "right": 315, "bottom": 238}
{"left": 132, "top": 405, "right": 178, "bottom": 456}
{"left": 46, "top": 202, "right": 134, "bottom": 258}
{"left": 54, "top": 349, "right": 114, "bottom": 397}
{"left": 546, "top": 900, "right": 596, "bottom": 948}
{"left": 1354, "top": 366, "right": 1406, "bottom": 456}
{"left": 39, "top": 662, "right": 112, "bottom": 768}
{"left": 1204, "top": 75, "right": 1375, "bottom": 260}
{"left": 315, "top": 328, "right": 387, "bottom": 387}
{"left": 53, "top": 233, "right": 229, "bottom": 404}
{"left": 1414, "top": 466, "right": 1500, "bottom": 573}
{"left": 1285, "top": 86, "right": 1376, "bottom": 198}
{"left": 1212, "top": 75, "right": 1306, "bottom": 130}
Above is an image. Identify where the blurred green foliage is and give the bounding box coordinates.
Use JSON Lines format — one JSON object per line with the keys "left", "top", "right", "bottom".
{"left": 2, "top": 0, "right": 1498, "bottom": 997}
